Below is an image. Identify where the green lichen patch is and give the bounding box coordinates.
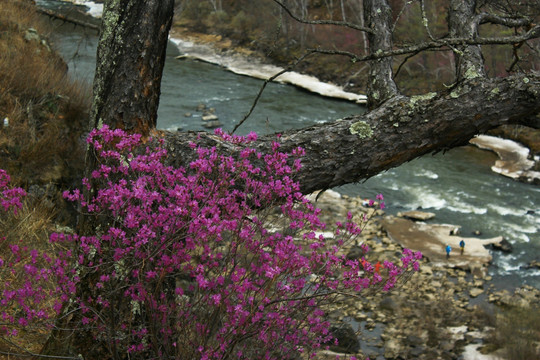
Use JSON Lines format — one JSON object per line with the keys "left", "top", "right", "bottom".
{"left": 410, "top": 92, "right": 437, "bottom": 106}
{"left": 349, "top": 121, "right": 374, "bottom": 139}
{"left": 450, "top": 85, "right": 471, "bottom": 99}
{"left": 464, "top": 66, "right": 482, "bottom": 80}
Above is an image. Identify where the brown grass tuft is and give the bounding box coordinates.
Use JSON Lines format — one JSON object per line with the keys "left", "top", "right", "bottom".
{"left": 0, "top": 0, "right": 90, "bottom": 188}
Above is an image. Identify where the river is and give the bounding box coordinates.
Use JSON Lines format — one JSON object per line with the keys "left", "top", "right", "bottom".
{"left": 37, "top": 0, "right": 539, "bottom": 291}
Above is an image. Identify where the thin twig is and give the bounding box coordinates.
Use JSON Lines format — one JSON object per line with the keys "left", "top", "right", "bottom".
{"left": 419, "top": 0, "right": 435, "bottom": 41}
{"left": 394, "top": 51, "right": 421, "bottom": 79}
{"left": 231, "top": 50, "right": 316, "bottom": 134}
{"left": 271, "top": 0, "right": 373, "bottom": 34}
{"left": 306, "top": 26, "right": 540, "bottom": 62}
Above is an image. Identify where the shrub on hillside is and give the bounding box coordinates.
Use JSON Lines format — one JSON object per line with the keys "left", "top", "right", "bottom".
{"left": 1, "top": 127, "right": 421, "bottom": 359}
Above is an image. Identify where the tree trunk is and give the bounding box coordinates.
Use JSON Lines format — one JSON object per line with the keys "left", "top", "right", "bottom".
{"left": 90, "top": 0, "right": 174, "bottom": 135}
{"left": 363, "top": 0, "right": 399, "bottom": 109}
{"left": 41, "top": 1, "right": 174, "bottom": 358}
{"left": 448, "top": 0, "right": 486, "bottom": 82}
{"left": 163, "top": 73, "right": 540, "bottom": 194}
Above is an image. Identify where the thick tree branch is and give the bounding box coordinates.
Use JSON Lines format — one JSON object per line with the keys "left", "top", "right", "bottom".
{"left": 478, "top": 13, "right": 534, "bottom": 27}
{"left": 163, "top": 73, "right": 540, "bottom": 194}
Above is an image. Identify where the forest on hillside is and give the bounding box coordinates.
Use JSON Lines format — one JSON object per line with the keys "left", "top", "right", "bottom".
{"left": 174, "top": 0, "right": 539, "bottom": 94}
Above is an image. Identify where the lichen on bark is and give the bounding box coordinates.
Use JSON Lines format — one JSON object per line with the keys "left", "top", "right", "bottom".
{"left": 350, "top": 121, "right": 374, "bottom": 138}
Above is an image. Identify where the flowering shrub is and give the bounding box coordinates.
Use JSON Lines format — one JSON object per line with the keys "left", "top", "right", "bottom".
{"left": 0, "top": 170, "right": 71, "bottom": 341}
{"left": 0, "top": 170, "right": 25, "bottom": 214}
{"left": 0, "top": 126, "right": 421, "bottom": 359}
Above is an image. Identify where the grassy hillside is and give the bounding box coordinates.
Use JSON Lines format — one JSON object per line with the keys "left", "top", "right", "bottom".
{"left": 0, "top": 0, "right": 90, "bottom": 189}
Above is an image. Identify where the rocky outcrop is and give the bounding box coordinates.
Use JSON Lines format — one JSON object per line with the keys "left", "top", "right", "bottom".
{"left": 397, "top": 210, "right": 436, "bottom": 221}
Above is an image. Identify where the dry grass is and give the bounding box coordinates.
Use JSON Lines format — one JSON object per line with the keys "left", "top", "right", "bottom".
{"left": 0, "top": 0, "right": 90, "bottom": 188}
{"left": 488, "top": 305, "right": 540, "bottom": 360}
{"left": 0, "top": 1, "right": 91, "bottom": 357}
{"left": 0, "top": 197, "right": 60, "bottom": 358}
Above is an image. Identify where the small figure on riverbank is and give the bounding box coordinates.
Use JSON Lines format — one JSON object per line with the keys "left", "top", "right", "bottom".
{"left": 446, "top": 244, "right": 451, "bottom": 259}
{"left": 459, "top": 239, "right": 465, "bottom": 255}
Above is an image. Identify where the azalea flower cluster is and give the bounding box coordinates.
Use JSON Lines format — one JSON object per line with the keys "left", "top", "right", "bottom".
{"left": 0, "top": 126, "right": 421, "bottom": 359}
{"left": 0, "top": 170, "right": 25, "bottom": 213}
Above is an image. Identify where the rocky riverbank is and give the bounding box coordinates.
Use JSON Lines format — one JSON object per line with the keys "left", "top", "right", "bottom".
{"left": 307, "top": 190, "right": 540, "bottom": 360}
{"left": 168, "top": 28, "right": 367, "bottom": 104}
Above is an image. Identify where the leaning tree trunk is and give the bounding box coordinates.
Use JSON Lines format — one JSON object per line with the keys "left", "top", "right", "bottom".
{"left": 162, "top": 73, "right": 540, "bottom": 194}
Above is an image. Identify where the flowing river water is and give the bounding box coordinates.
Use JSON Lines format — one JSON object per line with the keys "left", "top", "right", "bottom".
{"left": 38, "top": 0, "right": 539, "bottom": 291}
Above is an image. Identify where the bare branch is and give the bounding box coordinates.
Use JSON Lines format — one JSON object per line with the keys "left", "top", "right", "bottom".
{"left": 419, "top": 0, "right": 436, "bottom": 41}
{"left": 391, "top": 0, "right": 412, "bottom": 33}
{"left": 307, "top": 26, "right": 540, "bottom": 63}
{"left": 478, "top": 12, "right": 535, "bottom": 27}
{"left": 271, "top": 0, "right": 373, "bottom": 34}
{"left": 394, "top": 51, "right": 421, "bottom": 79}
{"left": 231, "top": 50, "right": 317, "bottom": 133}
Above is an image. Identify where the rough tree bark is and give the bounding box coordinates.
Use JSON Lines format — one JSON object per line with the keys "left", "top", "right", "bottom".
{"left": 448, "top": 0, "right": 487, "bottom": 82}
{"left": 363, "top": 0, "right": 398, "bottom": 108}
{"left": 90, "top": 0, "right": 174, "bottom": 135}
{"left": 163, "top": 72, "right": 540, "bottom": 194}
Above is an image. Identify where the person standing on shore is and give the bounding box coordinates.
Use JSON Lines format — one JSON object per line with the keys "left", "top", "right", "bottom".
{"left": 459, "top": 240, "right": 465, "bottom": 255}
{"left": 446, "top": 244, "right": 452, "bottom": 259}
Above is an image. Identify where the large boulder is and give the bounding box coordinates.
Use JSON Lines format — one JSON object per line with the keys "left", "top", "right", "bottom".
{"left": 487, "top": 238, "right": 513, "bottom": 253}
